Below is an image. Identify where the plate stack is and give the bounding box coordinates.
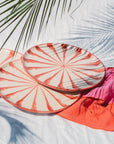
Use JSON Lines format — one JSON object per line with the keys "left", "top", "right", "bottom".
{"left": 0, "top": 43, "right": 105, "bottom": 113}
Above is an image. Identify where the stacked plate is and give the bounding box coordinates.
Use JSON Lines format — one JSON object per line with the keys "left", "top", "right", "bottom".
{"left": 0, "top": 43, "right": 105, "bottom": 113}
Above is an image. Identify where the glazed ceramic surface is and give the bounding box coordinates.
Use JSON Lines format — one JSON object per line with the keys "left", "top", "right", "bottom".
{"left": 23, "top": 43, "right": 105, "bottom": 92}
{"left": 0, "top": 58, "right": 80, "bottom": 113}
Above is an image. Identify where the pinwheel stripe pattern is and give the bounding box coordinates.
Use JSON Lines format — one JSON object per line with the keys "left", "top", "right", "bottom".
{"left": 0, "top": 59, "right": 80, "bottom": 113}
{"left": 23, "top": 43, "right": 105, "bottom": 92}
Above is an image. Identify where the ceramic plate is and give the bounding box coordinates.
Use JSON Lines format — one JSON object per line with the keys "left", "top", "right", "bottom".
{"left": 23, "top": 43, "right": 105, "bottom": 92}
{"left": 0, "top": 58, "right": 80, "bottom": 113}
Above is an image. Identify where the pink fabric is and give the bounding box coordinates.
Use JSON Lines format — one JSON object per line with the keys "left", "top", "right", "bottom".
{"left": 58, "top": 67, "right": 114, "bottom": 131}
{"left": 83, "top": 67, "right": 114, "bottom": 104}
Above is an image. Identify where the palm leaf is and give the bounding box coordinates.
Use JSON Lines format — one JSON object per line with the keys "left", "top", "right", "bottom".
{"left": 0, "top": 106, "right": 45, "bottom": 144}
{"left": 0, "top": 0, "right": 15, "bottom": 8}
{"left": 63, "top": 4, "right": 114, "bottom": 67}
{"left": 1, "top": 10, "right": 29, "bottom": 52}
{"left": 0, "top": 0, "right": 83, "bottom": 52}
{"left": 0, "top": 1, "right": 35, "bottom": 31}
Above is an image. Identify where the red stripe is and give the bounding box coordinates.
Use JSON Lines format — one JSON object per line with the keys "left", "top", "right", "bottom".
{"left": 35, "top": 46, "right": 58, "bottom": 63}
{"left": 41, "top": 88, "right": 54, "bottom": 111}
{"left": 71, "top": 70, "right": 94, "bottom": 85}
{"left": 70, "top": 67, "right": 105, "bottom": 73}
{"left": 0, "top": 84, "right": 31, "bottom": 90}
{"left": 27, "top": 49, "right": 55, "bottom": 63}
{"left": 16, "top": 86, "right": 36, "bottom": 106}
{"left": 61, "top": 44, "right": 67, "bottom": 63}
{"left": 0, "top": 50, "right": 14, "bottom": 65}
{"left": 43, "top": 87, "right": 67, "bottom": 107}
{"left": 44, "top": 69, "right": 62, "bottom": 84}
{"left": 5, "top": 86, "right": 32, "bottom": 98}
{"left": 27, "top": 65, "right": 55, "bottom": 70}
{"left": 72, "top": 68, "right": 102, "bottom": 80}
{"left": 66, "top": 70, "right": 79, "bottom": 89}
{"left": 71, "top": 60, "right": 101, "bottom": 66}
{"left": 47, "top": 43, "right": 62, "bottom": 63}
{"left": 0, "top": 68, "right": 31, "bottom": 82}
{"left": 66, "top": 47, "right": 82, "bottom": 64}
{"left": 57, "top": 71, "right": 64, "bottom": 88}
{"left": 69, "top": 52, "right": 92, "bottom": 64}
{"left": 35, "top": 67, "right": 60, "bottom": 78}
{"left": 32, "top": 87, "right": 38, "bottom": 110}
{"left": 9, "top": 62, "right": 35, "bottom": 81}
{"left": 24, "top": 58, "right": 55, "bottom": 65}
{"left": 0, "top": 77, "right": 30, "bottom": 83}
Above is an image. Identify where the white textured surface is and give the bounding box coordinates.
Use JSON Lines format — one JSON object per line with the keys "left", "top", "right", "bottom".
{"left": 0, "top": 0, "right": 114, "bottom": 143}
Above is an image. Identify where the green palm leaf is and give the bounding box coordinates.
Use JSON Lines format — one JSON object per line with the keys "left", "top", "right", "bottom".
{"left": 0, "top": 0, "right": 83, "bottom": 52}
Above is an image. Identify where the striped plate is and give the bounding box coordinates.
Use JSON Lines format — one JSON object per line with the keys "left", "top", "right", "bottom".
{"left": 23, "top": 43, "right": 105, "bottom": 92}
{"left": 0, "top": 49, "right": 22, "bottom": 67}
{"left": 0, "top": 49, "right": 22, "bottom": 97}
{"left": 0, "top": 58, "right": 80, "bottom": 113}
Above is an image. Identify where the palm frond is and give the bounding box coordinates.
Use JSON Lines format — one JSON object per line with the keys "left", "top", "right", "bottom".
{"left": 11, "top": 0, "right": 26, "bottom": 12}
{"left": 54, "top": 0, "right": 61, "bottom": 23}
{"left": 0, "top": 0, "right": 83, "bottom": 52}
{"left": 68, "top": 0, "right": 72, "bottom": 12}
{"left": 70, "top": 0, "right": 83, "bottom": 15}
{"left": 61, "top": 0, "right": 67, "bottom": 17}
{"left": 45, "top": 0, "right": 56, "bottom": 26}
{"left": 63, "top": 4, "right": 114, "bottom": 67}
{"left": 0, "top": 0, "right": 15, "bottom": 8}
{"left": 0, "top": 1, "right": 35, "bottom": 31}
{"left": 0, "top": 9, "right": 29, "bottom": 51}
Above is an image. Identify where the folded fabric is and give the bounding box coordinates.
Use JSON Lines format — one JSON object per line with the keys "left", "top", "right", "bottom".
{"left": 58, "top": 67, "right": 114, "bottom": 131}
{"left": 84, "top": 67, "right": 114, "bottom": 104}
{"left": 58, "top": 97, "right": 114, "bottom": 131}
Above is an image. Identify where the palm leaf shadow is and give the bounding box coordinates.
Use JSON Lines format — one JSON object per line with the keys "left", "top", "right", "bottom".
{"left": 0, "top": 0, "right": 83, "bottom": 52}
{"left": 0, "top": 108, "right": 45, "bottom": 144}
{"left": 64, "top": 4, "right": 114, "bottom": 67}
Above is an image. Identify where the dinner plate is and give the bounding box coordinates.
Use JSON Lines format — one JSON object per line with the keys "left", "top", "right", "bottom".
{"left": 23, "top": 43, "right": 105, "bottom": 92}
{"left": 0, "top": 58, "right": 80, "bottom": 113}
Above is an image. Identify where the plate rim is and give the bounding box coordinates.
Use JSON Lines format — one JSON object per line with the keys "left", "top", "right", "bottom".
{"left": 22, "top": 43, "right": 106, "bottom": 92}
